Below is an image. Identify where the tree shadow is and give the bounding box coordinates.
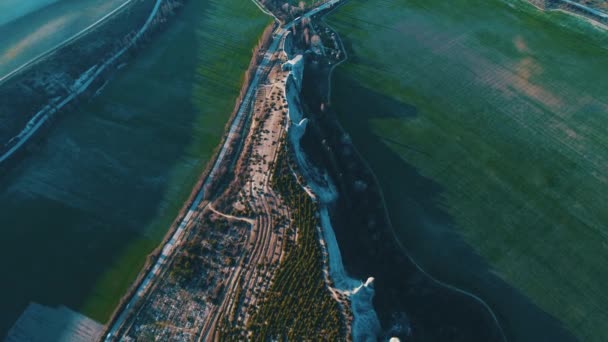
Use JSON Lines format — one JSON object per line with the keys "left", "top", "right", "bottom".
{"left": 301, "top": 62, "right": 578, "bottom": 341}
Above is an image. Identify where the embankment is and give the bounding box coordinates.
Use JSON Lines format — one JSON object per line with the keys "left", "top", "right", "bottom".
{"left": 102, "top": 19, "right": 276, "bottom": 338}
{"left": 295, "top": 37, "right": 506, "bottom": 340}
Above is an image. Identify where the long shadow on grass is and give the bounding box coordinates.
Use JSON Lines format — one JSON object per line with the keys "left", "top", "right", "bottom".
{"left": 301, "top": 58, "right": 578, "bottom": 340}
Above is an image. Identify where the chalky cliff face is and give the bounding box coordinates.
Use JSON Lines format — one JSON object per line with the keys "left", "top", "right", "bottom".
{"left": 102, "top": 6, "right": 351, "bottom": 338}
{"left": 283, "top": 48, "right": 382, "bottom": 341}
{"left": 3, "top": 0, "right": 606, "bottom": 340}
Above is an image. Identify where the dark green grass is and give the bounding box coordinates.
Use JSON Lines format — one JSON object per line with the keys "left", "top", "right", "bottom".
{"left": 0, "top": 0, "right": 270, "bottom": 335}
{"left": 246, "top": 144, "right": 345, "bottom": 341}
{"left": 328, "top": 0, "right": 608, "bottom": 341}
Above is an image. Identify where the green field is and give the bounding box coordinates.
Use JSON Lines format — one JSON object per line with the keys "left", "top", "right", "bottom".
{"left": 327, "top": 0, "right": 608, "bottom": 341}
{"left": 0, "top": 0, "right": 270, "bottom": 336}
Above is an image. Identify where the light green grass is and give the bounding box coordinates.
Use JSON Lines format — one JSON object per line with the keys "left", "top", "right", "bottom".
{"left": 78, "top": 0, "right": 272, "bottom": 322}
{"left": 0, "top": 0, "right": 270, "bottom": 335}
{"left": 328, "top": 0, "right": 608, "bottom": 341}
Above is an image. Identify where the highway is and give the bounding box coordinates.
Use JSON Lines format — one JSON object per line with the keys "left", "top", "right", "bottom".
{"left": 103, "top": 10, "right": 285, "bottom": 342}
{"left": 103, "top": 0, "right": 341, "bottom": 339}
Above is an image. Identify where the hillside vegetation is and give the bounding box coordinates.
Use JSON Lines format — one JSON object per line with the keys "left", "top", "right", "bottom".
{"left": 247, "top": 144, "right": 346, "bottom": 340}
{"left": 0, "top": 0, "right": 270, "bottom": 335}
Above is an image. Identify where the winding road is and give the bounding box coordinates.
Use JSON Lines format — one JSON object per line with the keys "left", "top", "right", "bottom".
{"left": 103, "top": 0, "right": 341, "bottom": 339}
{"left": 0, "top": 0, "right": 134, "bottom": 85}
{"left": 0, "top": 0, "right": 159, "bottom": 165}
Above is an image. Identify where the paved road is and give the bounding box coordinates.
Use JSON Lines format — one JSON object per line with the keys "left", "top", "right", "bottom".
{"left": 103, "top": 11, "right": 286, "bottom": 342}
{"left": 561, "top": 0, "right": 608, "bottom": 19}
{"left": 103, "top": 0, "right": 342, "bottom": 339}
{"left": 0, "top": 0, "right": 134, "bottom": 85}
{"left": 0, "top": 0, "right": 160, "bottom": 165}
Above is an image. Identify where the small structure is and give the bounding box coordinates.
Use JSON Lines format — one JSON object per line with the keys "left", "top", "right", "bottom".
{"left": 6, "top": 303, "right": 104, "bottom": 342}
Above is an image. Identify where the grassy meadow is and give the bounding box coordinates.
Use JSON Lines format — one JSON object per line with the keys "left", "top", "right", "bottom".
{"left": 0, "top": 0, "right": 270, "bottom": 336}
{"left": 327, "top": 0, "right": 608, "bottom": 340}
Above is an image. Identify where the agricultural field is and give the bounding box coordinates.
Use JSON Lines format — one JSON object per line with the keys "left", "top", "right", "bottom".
{"left": 327, "top": 0, "right": 608, "bottom": 341}
{"left": 0, "top": 0, "right": 58, "bottom": 26}
{"left": 0, "top": 0, "right": 270, "bottom": 336}
{"left": 0, "top": 0, "right": 128, "bottom": 80}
